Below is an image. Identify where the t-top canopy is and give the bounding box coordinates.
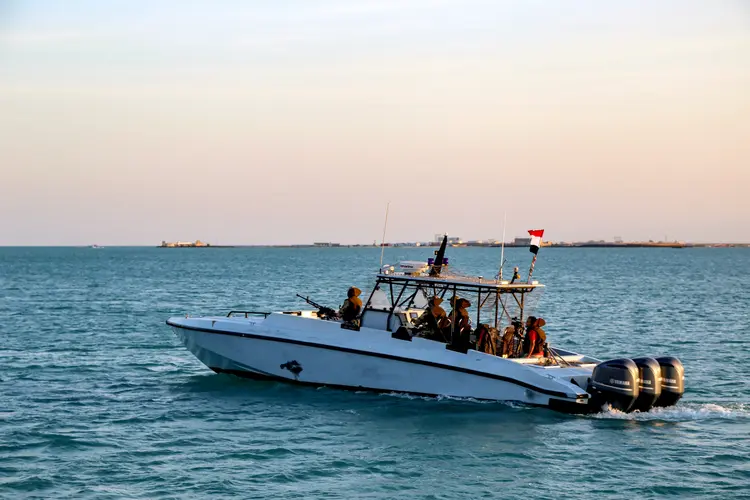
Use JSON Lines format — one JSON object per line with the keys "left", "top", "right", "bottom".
{"left": 364, "top": 273, "right": 544, "bottom": 330}
{"left": 375, "top": 273, "right": 544, "bottom": 295}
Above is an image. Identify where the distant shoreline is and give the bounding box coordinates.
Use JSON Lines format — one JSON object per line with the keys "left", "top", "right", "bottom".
{"left": 151, "top": 243, "right": 750, "bottom": 249}
{"left": 156, "top": 245, "right": 236, "bottom": 248}
{"left": 1, "top": 243, "right": 748, "bottom": 248}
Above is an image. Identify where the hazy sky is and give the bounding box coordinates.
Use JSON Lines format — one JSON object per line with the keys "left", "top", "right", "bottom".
{"left": 1, "top": 1, "right": 748, "bottom": 245}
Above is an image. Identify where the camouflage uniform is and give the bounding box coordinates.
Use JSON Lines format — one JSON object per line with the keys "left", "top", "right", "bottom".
{"left": 413, "top": 297, "right": 448, "bottom": 342}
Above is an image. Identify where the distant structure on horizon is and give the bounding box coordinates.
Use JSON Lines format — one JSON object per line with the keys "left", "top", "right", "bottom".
{"left": 160, "top": 240, "right": 210, "bottom": 248}
{"left": 433, "top": 235, "right": 464, "bottom": 246}
{"left": 548, "top": 240, "right": 686, "bottom": 249}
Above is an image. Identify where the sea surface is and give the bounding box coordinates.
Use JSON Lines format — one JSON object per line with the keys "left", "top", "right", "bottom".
{"left": 1, "top": 246, "right": 749, "bottom": 499}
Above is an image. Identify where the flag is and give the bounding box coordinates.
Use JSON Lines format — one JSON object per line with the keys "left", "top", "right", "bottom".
{"left": 528, "top": 229, "right": 544, "bottom": 254}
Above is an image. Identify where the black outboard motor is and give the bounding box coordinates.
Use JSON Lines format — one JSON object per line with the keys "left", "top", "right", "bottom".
{"left": 653, "top": 356, "right": 685, "bottom": 407}
{"left": 587, "top": 358, "right": 640, "bottom": 412}
{"left": 631, "top": 357, "right": 662, "bottom": 412}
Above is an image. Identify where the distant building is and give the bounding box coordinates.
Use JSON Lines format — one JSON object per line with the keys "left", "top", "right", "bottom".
{"left": 313, "top": 242, "right": 341, "bottom": 247}
{"left": 514, "top": 237, "right": 531, "bottom": 246}
{"left": 160, "top": 240, "right": 211, "bottom": 248}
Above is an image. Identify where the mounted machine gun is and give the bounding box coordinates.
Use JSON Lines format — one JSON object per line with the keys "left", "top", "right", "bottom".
{"left": 296, "top": 294, "right": 339, "bottom": 320}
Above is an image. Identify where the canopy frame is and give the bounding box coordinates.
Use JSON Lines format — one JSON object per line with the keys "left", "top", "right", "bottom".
{"left": 361, "top": 274, "right": 544, "bottom": 331}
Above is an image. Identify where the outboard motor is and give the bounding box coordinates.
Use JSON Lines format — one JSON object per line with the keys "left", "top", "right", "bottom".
{"left": 653, "top": 356, "right": 685, "bottom": 407}
{"left": 631, "top": 357, "right": 662, "bottom": 412}
{"left": 587, "top": 358, "right": 640, "bottom": 412}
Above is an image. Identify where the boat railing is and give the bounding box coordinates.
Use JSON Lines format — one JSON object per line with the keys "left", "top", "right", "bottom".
{"left": 226, "top": 311, "right": 271, "bottom": 319}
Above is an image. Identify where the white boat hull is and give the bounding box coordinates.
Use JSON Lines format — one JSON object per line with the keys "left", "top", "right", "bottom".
{"left": 168, "top": 314, "right": 594, "bottom": 411}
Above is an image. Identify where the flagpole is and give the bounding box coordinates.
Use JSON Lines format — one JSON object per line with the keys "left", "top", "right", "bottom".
{"left": 527, "top": 252, "right": 538, "bottom": 284}
{"left": 379, "top": 202, "right": 390, "bottom": 269}
{"left": 498, "top": 211, "right": 507, "bottom": 282}
{"left": 526, "top": 229, "right": 544, "bottom": 284}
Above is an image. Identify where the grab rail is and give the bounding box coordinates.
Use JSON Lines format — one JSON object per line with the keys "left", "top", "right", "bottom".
{"left": 226, "top": 311, "right": 271, "bottom": 318}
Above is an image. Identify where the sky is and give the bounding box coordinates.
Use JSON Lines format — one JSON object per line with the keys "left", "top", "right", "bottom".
{"left": 1, "top": 0, "right": 748, "bottom": 245}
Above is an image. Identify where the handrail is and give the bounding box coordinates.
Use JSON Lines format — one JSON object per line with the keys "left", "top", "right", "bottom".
{"left": 226, "top": 310, "right": 271, "bottom": 318}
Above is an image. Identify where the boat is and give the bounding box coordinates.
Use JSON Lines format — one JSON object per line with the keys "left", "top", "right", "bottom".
{"left": 166, "top": 236, "right": 685, "bottom": 413}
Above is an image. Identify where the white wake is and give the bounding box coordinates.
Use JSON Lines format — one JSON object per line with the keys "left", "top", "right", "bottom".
{"left": 589, "top": 402, "right": 749, "bottom": 421}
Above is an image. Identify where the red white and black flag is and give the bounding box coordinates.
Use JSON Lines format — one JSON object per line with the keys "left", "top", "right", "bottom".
{"left": 528, "top": 229, "right": 544, "bottom": 254}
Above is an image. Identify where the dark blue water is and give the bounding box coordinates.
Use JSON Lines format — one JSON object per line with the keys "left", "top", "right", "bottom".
{"left": 1, "top": 247, "right": 748, "bottom": 499}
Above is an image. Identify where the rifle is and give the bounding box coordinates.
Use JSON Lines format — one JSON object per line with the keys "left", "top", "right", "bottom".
{"left": 295, "top": 294, "right": 338, "bottom": 319}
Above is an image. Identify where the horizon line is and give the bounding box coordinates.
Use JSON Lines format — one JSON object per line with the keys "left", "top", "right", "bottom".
{"left": 2, "top": 242, "right": 750, "bottom": 248}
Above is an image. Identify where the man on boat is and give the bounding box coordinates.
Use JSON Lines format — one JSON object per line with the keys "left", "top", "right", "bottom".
{"left": 500, "top": 318, "right": 522, "bottom": 357}
{"left": 339, "top": 287, "right": 363, "bottom": 327}
{"left": 412, "top": 296, "right": 449, "bottom": 341}
{"left": 523, "top": 317, "right": 547, "bottom": 358}
{"left": 448, "top": 296, "right": 472, "bottom": 348}
{"left": 510, "top": 267, "right": 521, "bottom": 284}
{"left": 475, "top": 323, "right": 499, "bottom": 355}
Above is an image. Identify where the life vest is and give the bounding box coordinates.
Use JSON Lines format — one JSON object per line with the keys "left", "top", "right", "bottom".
{"left": 341, "top": 296, "right": 362, "bottom": 322}
{"left": 476, "top": 324, "right": 498, "bottom": 355}
{"left": 447, "top": 307, "right": 470, "bottom": 348}
{"left": 523, "top": 327, "right": 547, "bottom": 355}
{"left": 500, "top": 326, "right": 517, "bottom": 357}
{"left": 449, "top": 308, "right": 470, "bottom": 332}
{"left": 420, "top": 305, "right": 445, "bottom": 330}
{"left": 536, "top": 326, "right": 547, "bottom": 345}
{"left": 414, "top": 305, "right": 448, "bottom": 342}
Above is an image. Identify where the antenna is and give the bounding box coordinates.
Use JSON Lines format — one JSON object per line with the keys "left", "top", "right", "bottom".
{"left": 379, "top": 202, "right": 390, "bottom": 268}
{"left": 498, "top": 211, "right": 507, "bottom": 282}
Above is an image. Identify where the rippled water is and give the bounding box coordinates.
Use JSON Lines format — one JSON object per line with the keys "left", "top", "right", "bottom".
{"left": 1, "top": 247, "right": 748, "bottom": 499}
